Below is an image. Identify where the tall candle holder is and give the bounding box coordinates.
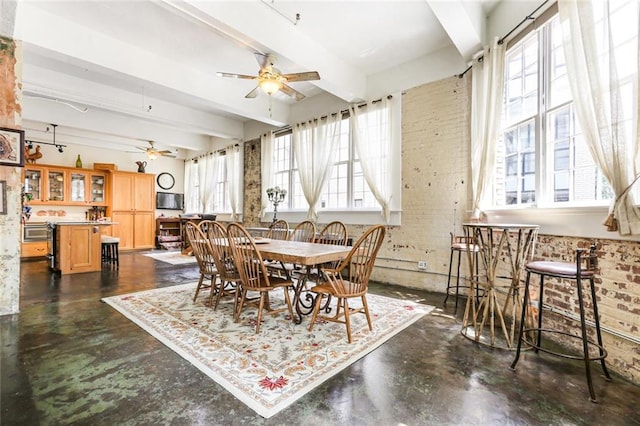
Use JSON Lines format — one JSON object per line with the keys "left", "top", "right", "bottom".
{"left": 266, "top": 186, "right": 287, "bottom": 223}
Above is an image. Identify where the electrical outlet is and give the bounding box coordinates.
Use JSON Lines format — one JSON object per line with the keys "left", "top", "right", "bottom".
{"left": 417, "top": 261, "right": 427, "bottom": 270}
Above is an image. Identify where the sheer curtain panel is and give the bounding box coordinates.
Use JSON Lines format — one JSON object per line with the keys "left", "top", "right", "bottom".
{"left": 470, "top": 37, "right": 506, "bottom": 220}
{"left": 350, "top": 98, "right": 394, "bottom": 223}
{"left": 292, "top": 114, "right": 342, "bottom": 221}
{"left": 227, "top": 144, "right": 242, "bottom": 221}
{"left": 559, "top": 0, "right": 640, "bottom": 235}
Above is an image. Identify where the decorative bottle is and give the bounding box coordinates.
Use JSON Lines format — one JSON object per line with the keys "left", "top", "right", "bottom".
{"left": 75, "top": 154, "right": 82, "bottom": 168}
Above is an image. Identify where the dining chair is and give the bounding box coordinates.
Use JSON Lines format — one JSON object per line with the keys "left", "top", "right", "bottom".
{"left": 316, "top": 221, "right": 348, "bottom": 246}
{"left": 266, "top": 219, "right": 290, "bottom": 241}
{"left": 308, "top": 224, "right": 386, "bottom": 343}
{"left": 226, "top": 223, "right": 295, "bottom": 333}
{"left": 200, "top": 221, "right": 241, "bottom": 311}
{"left": 184, "top": 221, "right": 218, "bottom": 303}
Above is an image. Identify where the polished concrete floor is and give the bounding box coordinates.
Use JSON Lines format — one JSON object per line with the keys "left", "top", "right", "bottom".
{"left": 2, "top": 252, "right": 640, "bottom": 425}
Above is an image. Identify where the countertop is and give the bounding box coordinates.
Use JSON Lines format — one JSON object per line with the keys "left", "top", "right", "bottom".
{"left": 49, "top": 221, "right": 115, "bottom": 226}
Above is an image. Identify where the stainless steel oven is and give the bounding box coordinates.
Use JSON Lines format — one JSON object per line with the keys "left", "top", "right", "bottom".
{"left": 23, "top": 223, "right": 49, "bottom": 242}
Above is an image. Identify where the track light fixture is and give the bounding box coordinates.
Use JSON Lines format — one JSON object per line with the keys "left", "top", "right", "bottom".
{"left": 25, "top": 123, "right": 67, "bottom": 154}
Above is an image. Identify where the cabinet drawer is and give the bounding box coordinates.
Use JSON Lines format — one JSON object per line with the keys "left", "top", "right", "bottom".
{"left": 22, "top": 241, "right": 48, "bottom": 258}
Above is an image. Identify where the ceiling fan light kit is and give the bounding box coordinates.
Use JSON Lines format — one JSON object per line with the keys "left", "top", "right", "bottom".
{"left": 218, "top": 52, "right": 319, "bottom": 101}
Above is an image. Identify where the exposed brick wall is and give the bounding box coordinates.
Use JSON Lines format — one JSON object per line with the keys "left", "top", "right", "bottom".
{"left": 241, "top": 75, "right": 640, "bottom": 384}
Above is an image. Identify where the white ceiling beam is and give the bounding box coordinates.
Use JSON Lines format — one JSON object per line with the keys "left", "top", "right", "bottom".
{"left": 14, "top": 2, "right": 289, "bottom": 130}
{"left": 427, "top": 0, "right": 484, "bottom": 60}
{"left": 168, "top": 0, "right": 368, "bottom": 102}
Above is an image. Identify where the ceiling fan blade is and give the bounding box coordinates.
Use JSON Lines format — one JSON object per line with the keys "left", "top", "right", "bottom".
{"left": 136, "top": 146, "right": 147, "bottom": 151}
{"left": 282, "top": 71, "right": 320, "bottom": 82}
{"left": 280, "top": 83, "right": 306, "bottom": 101}
{"left": 161, "top": 153, "right": 177, "bottom": 158}
{"left": 217, "top": 72, "right": 256, "bottom": 80}
{"left": 245, "top": 86, "right": 260, "bottom": 99}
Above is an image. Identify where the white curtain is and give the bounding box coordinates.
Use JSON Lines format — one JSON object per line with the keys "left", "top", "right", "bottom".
{"left": 470, "top": 37, "right": 506, "bottom": 220}
{"left": 559, "top": 0, "right": 640, "bottom": 235}
{"left": 292, "top": 114, "right": 342, "bottom": 221}
{"left": 183, "top": 159, "right": 199, "bottom": 212}
{"left": 350, "top": 98, "right": 393, "bottom": 223}
{"left": 198, "top": 153, "right": 218, "bottom": 213}
{"left": 260, "top": 132, "right": 274, "bottom": 219}
{"left": 226, "top": 144, "right": 242, "bottom": 221}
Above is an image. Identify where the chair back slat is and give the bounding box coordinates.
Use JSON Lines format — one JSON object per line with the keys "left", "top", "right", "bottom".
{"left": 290, "top": 220, "right": 317, "bottom": 242}
{"left": 325, "top": 224, "right": 385, "bottom": 296}
{"left": 227, "top": 223, "right": 271, "bottom": 290}
{"left": 201, "top": 221, "right": 238, "bottom": 281}
{"left": 266, "top": 219, "right": 290, "bottom": 241}
{"left": 316, "top": 221, "right": 348, "bottom": 246}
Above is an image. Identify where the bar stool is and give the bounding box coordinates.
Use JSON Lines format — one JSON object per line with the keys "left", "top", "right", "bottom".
{"left": 101, "top": 235, "right": 120, "bottom": 268}
{"left": 443, "top": 232, "right": 480, "bottom": 311}
{"left": 510, "top": 244, "right": 611, "bottom": 402}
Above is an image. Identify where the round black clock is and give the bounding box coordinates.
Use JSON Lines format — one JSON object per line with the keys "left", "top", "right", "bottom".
{"left": 157, "top": 172, "right": 175, "bottom": 190}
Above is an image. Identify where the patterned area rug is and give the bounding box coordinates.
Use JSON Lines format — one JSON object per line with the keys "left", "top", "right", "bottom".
{"left": 142, "top": 251, "right": 196, "bottom": 265}
{"left": 102, "top": 283, "right": 434, "bottom": 418}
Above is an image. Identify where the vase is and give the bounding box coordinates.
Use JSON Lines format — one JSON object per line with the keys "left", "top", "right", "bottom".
{"left": 75, "top": 154, "right": 82, "bottom": 168}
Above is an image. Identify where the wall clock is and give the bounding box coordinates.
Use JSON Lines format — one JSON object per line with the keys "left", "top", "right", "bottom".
{"left": 157, "top": 172, "right": 175, "bottom": 190}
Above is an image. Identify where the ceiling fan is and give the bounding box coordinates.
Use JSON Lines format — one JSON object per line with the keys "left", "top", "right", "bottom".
{"left": 136, "top": 141, "right": 176, "bottom": 159}
{"left": 217, "top": 52, "right": 320, "bottom": 101}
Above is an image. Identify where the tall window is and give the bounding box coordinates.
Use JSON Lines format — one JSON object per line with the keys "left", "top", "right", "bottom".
{"left": 493, "top": 13, "right": 618, "bottom": 207}
{"left": 271, "top": 115, "right": 380, "bottom": 211}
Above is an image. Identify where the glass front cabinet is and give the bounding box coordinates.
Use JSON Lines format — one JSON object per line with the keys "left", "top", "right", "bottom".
{"left": 23, "top": 168, "right": 43, "bottom": 202}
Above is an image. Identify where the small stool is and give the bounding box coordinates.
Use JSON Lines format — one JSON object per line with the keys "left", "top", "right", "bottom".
{"left": 101, "top": 236, "right": 120, "bottom": 268}
{"left": 443, "top": 232, "right": 480, "bottom": 311}
{"left": 510, "top": 244, "right": 611, "bottom": 402}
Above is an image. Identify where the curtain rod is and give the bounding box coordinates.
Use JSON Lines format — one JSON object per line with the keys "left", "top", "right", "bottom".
{"left": 271, "top": 95, "right": 393, "bottom": 136}
{"left": 458, "top": 0, "right": 550, "bottom": 78}
{"left": 184, "top": 143, "right": 239, "bottom": 162}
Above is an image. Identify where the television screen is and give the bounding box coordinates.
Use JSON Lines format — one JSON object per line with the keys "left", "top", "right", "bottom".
{"left": 156, "top": 192, "right": 184, "bottom": 210}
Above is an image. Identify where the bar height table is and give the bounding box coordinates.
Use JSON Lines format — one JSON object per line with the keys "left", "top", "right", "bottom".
{"left": 461, "top": 223, "right": 539, "bottom": 349}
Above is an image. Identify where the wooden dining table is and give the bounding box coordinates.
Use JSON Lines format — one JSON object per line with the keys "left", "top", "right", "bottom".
{"left": 253, "top": 238, "right": 352, "bottom": 323}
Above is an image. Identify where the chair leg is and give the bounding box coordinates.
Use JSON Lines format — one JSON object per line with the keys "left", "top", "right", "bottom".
{"left": 282, "top": 286, "right": 294, "bottom": 321}
{"left": 444, "top": 248, "right": 455, "bottom": 305}
{"left": 576, "top": 274, "right": 597, "bottom": 402}
{"left": 308, "top": 294, "right": 323, "bottom": 331}
{"left": 589, "top": 276, "right": 612, "bottom": 381}
{"left": 362, "top": 295, "right": 373, "bottom": 331}
{"left": 535, "top": 275, "right": 545, "bottom": 351}
{"left": 343, "top": 298, "right": 352, "bottom": 343}
{"left": 256, "top": 292, "right": 266, "bottom": 334}
{"left": 510, "top": 270, "right": 532, "bottom": 371}
{"left": 454, "top": 249, "right": 462, "bottom": 311}
{"left": 193, "top": 275, "right": 205, "bottom": 302}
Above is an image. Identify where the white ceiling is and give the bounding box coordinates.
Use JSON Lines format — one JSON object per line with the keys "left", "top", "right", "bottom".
{"left": 10, "top": 0, "right": 501, "bottom": 155}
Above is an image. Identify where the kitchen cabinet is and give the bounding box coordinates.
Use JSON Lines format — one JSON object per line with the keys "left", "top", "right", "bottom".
{"left": 108, "top": 171, "right": 155, "bottom": 250}
{"left": 69, "top": 171, "right": 106, "bottom": 205}
{"left": 21, "top": 241, "right": 48, "bottom": 258}
{"left": 23, "top": 165, "right": 106, "bottom": 206}
{"left": 56, "top": 224, "right": 102, "bottom": 274}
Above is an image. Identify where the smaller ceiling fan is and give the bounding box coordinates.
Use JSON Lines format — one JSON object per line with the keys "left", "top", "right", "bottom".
{"left": 136, "top": 141, "right": 176, "bottom": 159}
{"left": 217, "top": 52, "right": 320, "bottom": 101}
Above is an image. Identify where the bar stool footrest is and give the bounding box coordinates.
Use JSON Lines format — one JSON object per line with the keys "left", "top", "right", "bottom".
{"left": 521, "top": 328, "right": 608, "bottom": 361}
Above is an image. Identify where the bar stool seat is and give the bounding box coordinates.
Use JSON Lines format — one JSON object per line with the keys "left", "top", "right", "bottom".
{"left": 510, "top": 244, "right": 611, "bottom": 402}
{"left": 101, "top": 236, "right": 120, "bottom": 268}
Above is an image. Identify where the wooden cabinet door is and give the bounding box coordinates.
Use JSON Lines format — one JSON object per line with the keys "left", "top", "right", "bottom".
{"left": 58, "top": 225, "right": 101, "bottom": 274}
{"left": 69, "top": 171, "right": 88, "bottom": 203}
{"left": 24, "top": 166, "right": 45, "bottom": 203}
{"left": 133, "top": 173, "right": 155, "bottom": 211}
{"left": 111, "top": 173, "right": 134, "bottom": 210}
{"left": 111, "top": 212, "right": 134, "bottom": 250}
{"left": 133, "top": 211, "right": 155, "bottom": 248}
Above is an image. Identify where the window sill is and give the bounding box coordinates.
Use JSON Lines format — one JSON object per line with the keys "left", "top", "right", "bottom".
{"left": 484, "top": 206, "right": 639, "bottom": 241}
{"left": 261, "top": 209, "right": 401, "bottom": 226}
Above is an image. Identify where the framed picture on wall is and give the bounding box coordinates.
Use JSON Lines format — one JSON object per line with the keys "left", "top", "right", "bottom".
{"left": 0, "top": 127, "right": 25, "bottom": 167}
{"left": 0, "top": 180, "right": 6, "bottom": 215}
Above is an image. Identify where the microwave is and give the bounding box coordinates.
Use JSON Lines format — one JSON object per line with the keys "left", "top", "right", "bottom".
{"left": 23, "top": 223, "right": 49, "bottom": 242}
